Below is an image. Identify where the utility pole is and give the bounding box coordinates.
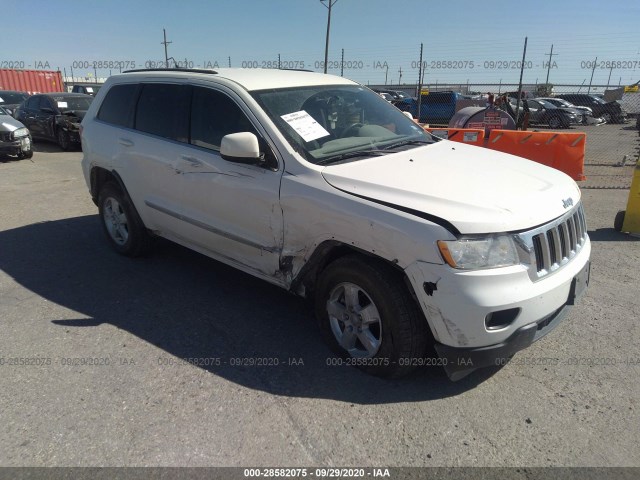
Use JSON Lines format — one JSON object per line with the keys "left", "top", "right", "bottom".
{"left": 278, "top": 54, "right": 281, "bottom": 69}
{"left": 228, "top": 56, "right": 231, "bottom": 67}
{"left": 320, "top": 0, "right": 339, "bottom": 74}
{"left": 588, "top": 56, "right": 597, "bottom": 94}
{"left": 162, "top": 28, "right": 172, "bottom": 68}
{"left": 340, "top": 48, "right": 344, "bottom": 76}
{"left": 515, "top": 36, "right": 528, "bottom": 129}
{"left": 417, "top": 43, "right": 424, "bottom": 122}
{"left": 384, "top": 65, "right": 388, "bottom": 85}
{"left": 398, "top": 67, "right": 403, "bottom": 85}
{"left": 607, "top": 63, "right": 614, "bottom": 89}
{"left": 544, "top": 44, "right": 557, "bottom": 85}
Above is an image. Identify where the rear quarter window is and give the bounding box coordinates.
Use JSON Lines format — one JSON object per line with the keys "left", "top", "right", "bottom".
{"left": 97, "top": 84, "right": 138, "bottom": 128}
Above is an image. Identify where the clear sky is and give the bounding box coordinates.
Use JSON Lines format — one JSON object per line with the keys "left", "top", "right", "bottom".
{"left": 3, "top": 0, "right": 640, "bottom": 88}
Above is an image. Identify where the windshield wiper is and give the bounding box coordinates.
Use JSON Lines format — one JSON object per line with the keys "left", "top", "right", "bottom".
{"left": 382, "top": 139, "right": 435, "bottom": 150}
{"left": 316, "top": 149, "right": 388, "bottom": 165}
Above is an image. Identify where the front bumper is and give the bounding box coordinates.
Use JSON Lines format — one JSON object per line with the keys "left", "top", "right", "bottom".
{"left": 434, "top": 260, "right": 590, "bottom": 380}
{"left": 0, "top": 137, "right": 31, "bottom": 155}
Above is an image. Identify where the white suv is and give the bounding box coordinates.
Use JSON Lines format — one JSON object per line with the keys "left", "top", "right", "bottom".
{"left": 81, "top": 68, "right": 591, "bottom": 380}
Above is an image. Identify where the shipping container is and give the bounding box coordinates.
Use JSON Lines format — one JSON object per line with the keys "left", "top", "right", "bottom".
{"left": 0, "top": 69, "right": 64, "bottom": 94}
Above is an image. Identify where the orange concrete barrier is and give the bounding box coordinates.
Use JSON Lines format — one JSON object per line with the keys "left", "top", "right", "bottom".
{"left": 424, "top": 128, "right": 485, "bottom": 147}
{"left": 485, "top": 129, "right": 586, "bottom": 181}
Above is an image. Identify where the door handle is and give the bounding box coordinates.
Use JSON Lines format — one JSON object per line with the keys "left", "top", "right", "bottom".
{"left": 180, "top": 155, "right": 202, "bottom": 167}
{"left": 118, "top": 138, "right": 134, "bottom": 147}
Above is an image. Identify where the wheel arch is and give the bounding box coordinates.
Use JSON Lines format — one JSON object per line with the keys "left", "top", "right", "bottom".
{"left": 89, "top": 167, "right": 130, "bottom": 205}
{"left": 290, "top": 240, "right": 420, "bottom": 306}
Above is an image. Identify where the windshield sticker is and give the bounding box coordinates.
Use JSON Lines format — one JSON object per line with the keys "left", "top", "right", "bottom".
{"left": 0, "top": 97, "right": 4, "bottom": 102}
{"left": 57, "top": 101, "right": 68, "bottom": 108}
{"left": 281, "top": 110, "right": 330, "bottom": 142}
{"left": 86, "top": 87, "right": 94, "bottom": 92}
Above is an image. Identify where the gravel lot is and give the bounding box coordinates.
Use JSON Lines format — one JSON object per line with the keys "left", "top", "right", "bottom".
{"left": 0, "top": 132, "right": 638, "bottom": 469}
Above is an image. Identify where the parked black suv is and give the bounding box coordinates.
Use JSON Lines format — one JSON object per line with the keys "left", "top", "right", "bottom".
{"left": 556, "top": 94, "right": 627, "bottom": 123}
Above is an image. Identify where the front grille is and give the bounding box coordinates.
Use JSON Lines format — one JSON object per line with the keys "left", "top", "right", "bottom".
{"left": 518, "top": 204, "right": 587, "bottom": 280}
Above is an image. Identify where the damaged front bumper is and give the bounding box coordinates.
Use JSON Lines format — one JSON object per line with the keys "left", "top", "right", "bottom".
{"left": 405, "top": 242, "right": 591, "bottom": 381}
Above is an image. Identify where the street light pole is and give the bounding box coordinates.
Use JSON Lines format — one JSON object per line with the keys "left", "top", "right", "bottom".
{"left": 320, "top": 0, "right": 338, "bottom": 74}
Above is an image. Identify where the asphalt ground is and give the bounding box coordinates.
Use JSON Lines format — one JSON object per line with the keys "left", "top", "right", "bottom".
{"left": 0, "top": 131, "right": 638, "bottom": 469}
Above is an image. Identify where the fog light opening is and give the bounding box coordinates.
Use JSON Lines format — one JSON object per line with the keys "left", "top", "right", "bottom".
{"left": 485, "top": 308, "right": 521, "bottom": 331}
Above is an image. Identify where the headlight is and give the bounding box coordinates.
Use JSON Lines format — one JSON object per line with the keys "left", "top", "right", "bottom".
{"left": 437, "top": 236, "right": 520, "bottom": 270}
{"left": 12, "top": 127, "right": 29, "bottom": 139}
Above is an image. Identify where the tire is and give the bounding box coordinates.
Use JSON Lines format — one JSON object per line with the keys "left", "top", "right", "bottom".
{"left": 601, "top": 112, "right": 612, "bottom": 123}
{"left": 548, "top": 116, "right": 562, "bottom": 129}
{"left": 315, "top": 255, "right": 429, "bottom": 378}
{"left": 57, "top": 129, "right": 71, "bottom": 151}
{"left": 98, "top": 182, "right": 152, "bottom": 256}
{"left": 614, "top": 210, "right": 626, "bottom": 232}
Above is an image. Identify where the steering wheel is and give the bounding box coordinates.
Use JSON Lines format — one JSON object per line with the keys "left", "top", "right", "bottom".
{"left": 340, "top": 123, "right": 364, "bottom": 138}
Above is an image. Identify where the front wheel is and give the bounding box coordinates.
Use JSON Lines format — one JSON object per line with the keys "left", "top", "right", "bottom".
{"left": 548, "top": 116, "right": 562, "bottom": 129}
{"left": 57, "top": 129, "right": 71, "bottom": 151}
{"left": 98, "top": 182, "right": 151, "bottom": 256}
{"left": 315, "top": 255, "right": 428, "bottom": 378}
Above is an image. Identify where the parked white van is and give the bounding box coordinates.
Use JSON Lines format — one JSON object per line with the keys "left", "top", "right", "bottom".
{"left": 81, "top": 68, "right": 590, "bottom": 380}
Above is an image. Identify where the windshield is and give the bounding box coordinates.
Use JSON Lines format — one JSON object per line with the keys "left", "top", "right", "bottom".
{"left": 552, "top": 98, "right": 572, "bottom": 107}
{"left": 252, "top": 85, "right": 434, "bottom": 164}
{"left": 52, "top": 96, "right": 93, "bottom": 111}
{"left": 536, "top": 99, "right": 557, "bottom": 109}
{"left": 0, "top": 92, "right": 28, "bottom": 104}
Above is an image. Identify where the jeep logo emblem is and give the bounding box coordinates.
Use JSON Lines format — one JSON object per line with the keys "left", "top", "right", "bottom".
{"left": 562, "top": 198, "right": 574, "bottom": 209}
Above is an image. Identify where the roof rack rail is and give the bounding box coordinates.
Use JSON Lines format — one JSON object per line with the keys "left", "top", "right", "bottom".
{"left": 122, "top": 68, "right": 218, "bottom": 74}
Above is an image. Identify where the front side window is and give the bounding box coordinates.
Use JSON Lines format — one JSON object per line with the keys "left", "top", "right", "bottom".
{"left": 190, "top": 87, "right": 257, "bottom": 151}
{"left": 135, "top": 83, "right": 190, "bottom": 142}
{"left": 252, "top": 85, "right": 434, "bottom": 165}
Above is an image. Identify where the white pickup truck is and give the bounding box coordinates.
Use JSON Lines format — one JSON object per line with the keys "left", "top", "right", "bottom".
{"left": 80, "top": 68, "right": 590, "bottom": 380}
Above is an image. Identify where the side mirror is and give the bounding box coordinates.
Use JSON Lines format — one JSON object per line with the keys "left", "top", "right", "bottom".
{"left": 220, "top": 132, "right": 264, "bottom": 165}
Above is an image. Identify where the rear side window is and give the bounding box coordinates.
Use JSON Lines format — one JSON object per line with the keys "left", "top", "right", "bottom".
{"left": 190, "top": 87, "right": 257, "bottom": 151}
{"left": 135, "top": 83, "right": 190, "bottom": 142}
{"left": 97, "top": 84, "right": 138, "bottom": 127}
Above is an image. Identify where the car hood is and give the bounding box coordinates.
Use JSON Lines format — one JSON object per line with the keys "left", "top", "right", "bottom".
{"left": 558, "top": 107, "right": 582, "bottom": 115}
{"left": 0, "top": 114, "right": 27, "bottom": 132}
{"left": 321, "top": 140, "right": 581, "bottom": 234}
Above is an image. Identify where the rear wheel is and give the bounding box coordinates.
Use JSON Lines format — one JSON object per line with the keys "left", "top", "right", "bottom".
{"left": 601, "top": 112, "right": 612, "bottom": 123}
{"left": 98, "top": 182, "right": 151, "bottom": 256}
{"left": 315, "top": 255, "right": 428, "bottom": 378}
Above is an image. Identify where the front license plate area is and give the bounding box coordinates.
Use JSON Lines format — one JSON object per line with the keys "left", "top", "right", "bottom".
{"left": 568, "top": 261, "right": 590, "bottom": 305}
